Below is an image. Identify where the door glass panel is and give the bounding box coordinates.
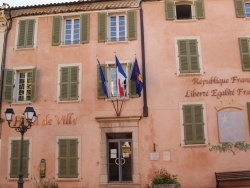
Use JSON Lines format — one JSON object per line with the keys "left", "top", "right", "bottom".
{"left": 108, "top": 142, "right": 119, "bottom": 181}
{"left": 121, "top": 141, "right": 132, "bottom": 181}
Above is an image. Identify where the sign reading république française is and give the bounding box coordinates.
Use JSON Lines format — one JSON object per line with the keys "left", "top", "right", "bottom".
{"left": 13, "top": 113, "right": 78, "bottom": 126}
{"left": 185, "top": 76, "right": 250, "bottom": 99}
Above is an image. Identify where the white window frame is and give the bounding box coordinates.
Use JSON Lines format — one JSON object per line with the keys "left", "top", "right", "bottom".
{"left": 12, "top": 66, "right": 36, "bottom": 104}
{"left": 179, "top": 101, "right": 208, "bottom": 147}
{"left": 174, "top": 36, "right": 203, "bottom": 76}
{"left": 8, "top": 137, "right": 32, "bottom": 180}
{"left": 62, "top": 16, "right": 80, "bottom": 45}
{"left": 14, "top": 17, "right": 38, "bottom": 50}
{"left": 245, "top": 1, "right": 250, "bottom": 17}
{"left": 55, "top": 136, "right": 81, "bottom": 180}
{"left": 57, "top": 63, "right": 82, "bottom": 103}
{"left": 175, "top": 1, "right": 195, "bottom": 20}
{"left": 105, "top": 61, "right": 130, "bottom": 99}
{"left": 107, "top": 12, "right": 127, "bottom": 42}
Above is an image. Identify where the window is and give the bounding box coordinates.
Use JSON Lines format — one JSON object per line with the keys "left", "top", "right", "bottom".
{"left": 64, "top": 18, "right": 80, "bottom": 45}
{"left": 98, "top": 10, "right": 137, "bottom": 42}
{"left": 52, "top": 14, "right": 89, "bottom": 46}
{"left": 97, "top": 62, "right": 137, "bottom": 99}
{"left": 57, "top": 138, "right": 80, "bottom": 179}
{"left": 109, "top": 15, "right": 126, "bottom": 41}
{"left": 246, "top": 3, "right": 250, "bottom": 16}
{"left": 180, "top": 102, "right": 207, "bottom": 146}
{"left": 3, "top": 67, "right": 37, "bottom": 103}
{"left": 58, "top": 64, "right": 81, "bottom": 102}
{"left": 165, "top": 0, "right": 205, "bottom": 20}
{"left": 176, "top": 4, "right": 192, "bottom": 20}
{"left": 235, "top": 0, "right": 250, "bottom": 18}
{"left": 16, "top": 19, "right": 37, "bottom": 49}
{"left": 175, "top": 37, "right": 202, "bottom": 75}
{"left": 238, "top": 37, "right": 250, "bottom": 70}
{"left": 9, "top": 139, "right": 30, "bottom": 178}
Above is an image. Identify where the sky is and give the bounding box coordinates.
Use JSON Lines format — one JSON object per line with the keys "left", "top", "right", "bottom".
{"left": 0, "top": 0, "right": 76, "bottom": 7}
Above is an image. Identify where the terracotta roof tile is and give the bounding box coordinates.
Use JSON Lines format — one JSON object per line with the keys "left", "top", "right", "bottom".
{"left": 6, "top": 0, "right": 139, "bottom": 18}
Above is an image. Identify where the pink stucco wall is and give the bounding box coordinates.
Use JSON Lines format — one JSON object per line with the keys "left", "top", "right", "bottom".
{"left": 140, "top": 0, "right": 250, "bottom": 187}
{"left": 0, "top": 8, "right": 143, "bottom": 188}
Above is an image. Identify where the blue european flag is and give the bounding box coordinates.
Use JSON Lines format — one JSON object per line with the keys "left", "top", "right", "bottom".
{"left": 97, "top": 59, "right": 109, "bottom": 98}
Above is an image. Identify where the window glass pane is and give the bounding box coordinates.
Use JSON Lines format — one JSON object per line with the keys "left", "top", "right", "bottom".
{"left": 110, "top": 67, "right": 117, "bottom": 96}
{"left": 109, "top": 15, "right": 126, "bottom": 42}
{"left": 245, "top": 3, "right": 250, "bottom": 17}
{"left": 65, "top": 20, "right": 72, "bottom": 44}
{"left": 109, "top": 65, "right": 127, "bottom": 97}
{"left": 176, "top": 4, "right": 192, "bottom": 20}
{"left": 64, "top": 18, "right": 80, "bottom": 45}
{"left": 73, "top": 19, "right": 80, "bottom": 43}
{"left": 119, "top": 16, "right": 125, "bottom": 41}
{"left": 119, "top": 16, "right": 125, "bottom": 25}
{"left": 110, "top": 16, "right": 117, "bottom": 41}
{"left": 18, "top": 71, "right": 32, "bottom": 101}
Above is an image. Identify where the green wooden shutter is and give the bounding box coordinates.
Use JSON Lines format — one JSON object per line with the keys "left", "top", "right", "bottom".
{"left": 58, "top": 139, "right": 78, "bottom": 178}
{"left": 178, "top": 40, "right": 189, "bottom": 73}
{"left": 194, "top": 105, "right": 205, "bottom": 144}
{"left": 97, "top": 64, "right": 107, "bottom": 99}
{"left": 183, "top": 105, "right": 194, "bottom": 144}
{"left": 58, "top": 139, "right": 67, "bottom": 178}
{"left": 69, "top": 66, "right": 79, "bottom": 100}
{"left": 80, "top": 14, "right": 89, "bottom": 44}
{"left": 129, "top": 63, "right": 138, "bottom": 98}
{"left": 98, "top": 13, "right": 107, "bottom": 42}
{"left": 31, "top": 67, "right": 37, "bottom": 102}
{"left": 239, "top": 37, "right": 250, "bottom": 70}
{"left": 247, "top": 103, "right": 250, "bottom": 129}
{"left": 189, "top": 39, "right": 200, "bottom": 72}
{"left": 17, "top": 20, "right": 26, "bottom": 48}
{"left": 3, "top": 69, "right": 14, "bottom": 102}
{"left": 234, "top": 0, "right": 245, "bottom": 18}
{"left": 10, "top": 140, "right": 29, "bottom": 178}
{"left": 10, "top": 140, "right": 19, "bottom": 178}
{"left": 26, "top": 19, "right": 35, "bottom": 48}
{"left": 17, "top": 20, "right": 35, "bottom": 48}
{"left": 195, "top": 0, "right": 205, "bottom": 19}
{"left": 52, "top": 16, "right": 62, "bottom": 46}
{"left": 60, "top": 67, "right": 69, "bottom": 101}
{"left": 22, "top": 141, "right": 29, "bottom": 178}
{"left": 127, "top": 10, "right": 137, "bottom": 41}
{"left": 165, "top": 0, "right": 175, "bottom": 20}
{"left": 183, "top": 105, "right": 204, "bottom": 145}
{"left": 60, "top": 66, "right": 79, "bottom": 101}
{"left": 69, "top": 139, "right": 78, "bottom": 178}
{"left": 178, "top": 39, "right": 199, "bottom": 73}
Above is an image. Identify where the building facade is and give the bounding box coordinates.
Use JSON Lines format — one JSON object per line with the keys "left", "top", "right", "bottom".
{"left": 0, "top": 0, "right": 250, "bottom": 188}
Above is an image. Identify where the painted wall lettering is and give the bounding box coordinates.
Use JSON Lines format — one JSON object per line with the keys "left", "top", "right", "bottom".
{"left": 32, "top": 113, "right": 78, "bottom": 126}
{"left": 185, "top": 76, "right": 250, "bottom": 99}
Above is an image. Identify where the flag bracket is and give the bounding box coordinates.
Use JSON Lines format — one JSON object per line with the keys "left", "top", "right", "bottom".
{"left": 111, "top": 98, "right": 125, "bottom": 117}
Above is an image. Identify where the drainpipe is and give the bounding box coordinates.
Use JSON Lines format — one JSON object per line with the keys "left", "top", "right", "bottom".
{"left": 139, "top": 5, "right": 148, "bottom": 117}
{"left": 0, "top": 6, "right": 12, "bottom": 130}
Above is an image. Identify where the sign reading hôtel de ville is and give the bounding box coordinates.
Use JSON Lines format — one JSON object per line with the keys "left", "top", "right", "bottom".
{"left": 13, "top": 113, "right": 78, "bottom": 126}
{"left": 185, "top": 76, "right": 250, "bottom": 99}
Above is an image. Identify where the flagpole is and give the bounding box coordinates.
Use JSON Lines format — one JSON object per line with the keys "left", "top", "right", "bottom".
{"left": 115, "top": 53, "right": 119, "bottom": 98}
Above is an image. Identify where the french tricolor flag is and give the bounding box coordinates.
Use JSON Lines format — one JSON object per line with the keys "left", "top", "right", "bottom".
{"left": 115, "top": 56, "right": 127, "bottom": 97}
